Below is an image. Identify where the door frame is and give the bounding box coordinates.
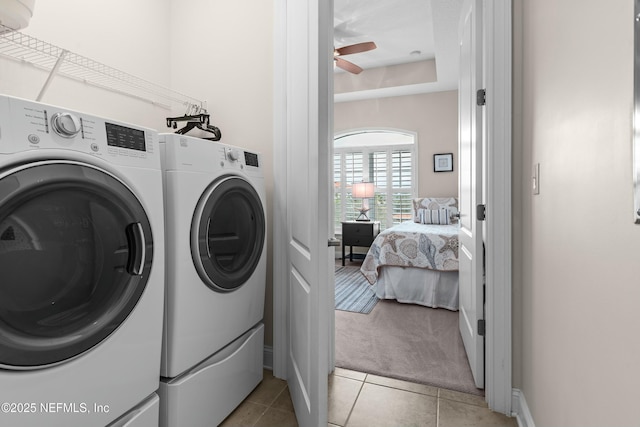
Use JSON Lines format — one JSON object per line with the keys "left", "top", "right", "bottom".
{"left": 273, "top": 0, "right": 513, "bottom": 416}
{"left": 272, "top": 0, "right": 289, "bottom": 379}
{"left": 482, "top": 0, "right": 512, "bottom": 415}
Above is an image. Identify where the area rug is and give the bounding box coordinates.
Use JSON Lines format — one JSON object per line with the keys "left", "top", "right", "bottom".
{"left": 335, "top": 266, "right": 378, "bottom": 314}
{"left": 335, "top": 299, "right": 483, "bottom": 396}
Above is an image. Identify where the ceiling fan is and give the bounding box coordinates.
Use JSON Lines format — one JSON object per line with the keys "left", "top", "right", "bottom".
{"left": 334, "top": 41, "right": 377, "bottom": 74}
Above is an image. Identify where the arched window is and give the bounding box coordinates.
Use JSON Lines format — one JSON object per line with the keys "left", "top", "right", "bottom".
{"left": 334, "top": 130, "right": 417, "bottom": 232}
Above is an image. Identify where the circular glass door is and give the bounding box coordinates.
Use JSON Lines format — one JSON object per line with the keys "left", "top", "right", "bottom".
{"left": 191, "top": 176, "right": 265, "bottom": 292}
{"left": 0, "top": 161, "right": 153, "bottom": 369}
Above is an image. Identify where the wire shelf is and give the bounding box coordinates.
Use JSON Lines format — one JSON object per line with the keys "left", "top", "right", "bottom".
{"left": 0, "top": 24, "right": 205, "bottom": 113}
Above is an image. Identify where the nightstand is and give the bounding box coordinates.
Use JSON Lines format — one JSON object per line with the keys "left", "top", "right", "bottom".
{"left": 341, "top": 221, "right": 380, "bottom": 266}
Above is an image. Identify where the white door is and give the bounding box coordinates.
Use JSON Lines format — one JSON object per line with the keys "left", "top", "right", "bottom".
{"left": 281, "top": 0, "right": 333, "bottom": 425}
{"left": 458, "top": 0, "right": 485, "bottom": 389}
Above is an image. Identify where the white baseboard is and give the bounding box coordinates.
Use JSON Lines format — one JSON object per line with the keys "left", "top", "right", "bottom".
{"left": 511, "top": 389, "right": 535, "bottom": 427}
{"left": 263, "top": 345, "right": 273, "bottom": 371}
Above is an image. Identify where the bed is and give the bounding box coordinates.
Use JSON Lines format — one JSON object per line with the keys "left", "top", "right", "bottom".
{"left": 360, "top": 197, "right": 460, "bottom": 310}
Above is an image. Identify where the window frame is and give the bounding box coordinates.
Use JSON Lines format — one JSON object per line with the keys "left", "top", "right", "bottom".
{"left": 333, "top": 129, "right": 419, "bottom": 233}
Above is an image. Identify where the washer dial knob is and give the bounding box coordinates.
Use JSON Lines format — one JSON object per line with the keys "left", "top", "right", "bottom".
{"left": 51, "top": 112, "right": 81, "bottom": 138}
{"left": 227, "top": 149, "right": 240, "bottom": 162}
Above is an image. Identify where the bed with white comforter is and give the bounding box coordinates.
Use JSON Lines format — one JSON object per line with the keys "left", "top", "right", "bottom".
{"left": 360, "top": 197, "right": 460, "bottom": 310}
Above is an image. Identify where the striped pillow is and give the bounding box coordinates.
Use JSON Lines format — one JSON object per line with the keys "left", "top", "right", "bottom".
{"left": 417, "top": 208, "right": 451, "bottom": 225}
{"left": 412, "top": 197, "right": 459, "bottom": 224}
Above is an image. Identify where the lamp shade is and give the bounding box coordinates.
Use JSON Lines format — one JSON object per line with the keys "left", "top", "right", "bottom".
{"left": 352, "top": 182, "right": 375, "bottom": 198}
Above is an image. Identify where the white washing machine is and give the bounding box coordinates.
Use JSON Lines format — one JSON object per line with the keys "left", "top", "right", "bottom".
{"left": 158, "top": 133, "right": 266, "bottom": 427}
{"left": 0, "top": 95, "right": 164, "bottom": 427}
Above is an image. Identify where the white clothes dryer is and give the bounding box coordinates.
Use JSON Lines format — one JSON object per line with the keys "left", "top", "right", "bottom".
{"left": 0, "top": 95, "right": 164, "bottom": 427}
{"left": 158, "top": 133, "right": 266, "bottom": 427}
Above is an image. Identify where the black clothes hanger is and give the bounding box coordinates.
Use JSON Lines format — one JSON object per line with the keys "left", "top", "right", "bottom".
{"left": 166, "top": 112, "right": 222, "bottom": 141}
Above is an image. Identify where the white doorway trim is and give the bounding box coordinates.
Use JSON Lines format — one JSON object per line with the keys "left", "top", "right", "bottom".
{"left": 272, "top": 0, "right": 513, "bottom": 416}
{"left": 272, "top": 0, "right": 288, "bottom": 379}
{"left": 482, "top": 0, "right": 512, "bottom": 414}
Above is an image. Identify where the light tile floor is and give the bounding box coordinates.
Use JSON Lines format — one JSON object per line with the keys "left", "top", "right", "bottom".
{"left": 220, "top": 368, "right": 517, "bottom": 427}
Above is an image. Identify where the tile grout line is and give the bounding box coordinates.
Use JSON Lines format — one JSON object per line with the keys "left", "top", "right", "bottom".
{"left": 270, "top": 385, "right": 292, "bottom": 415}
{"left": 341, "top": 374, "right": 367, "bottom": 427}
{"left": 270, "top": 385, "right": 288, "bottom": 408}
{"left": 363, "top": 378, "right": 438, "bottom": 398}
{"left": 251, "top": 383, "right": 288, "bottom": 427}
{"left": 249, "top": 403, "right": 271, "bottom": 427}
{"left": 435, "top": 389, "right": 441, "bottom": 427}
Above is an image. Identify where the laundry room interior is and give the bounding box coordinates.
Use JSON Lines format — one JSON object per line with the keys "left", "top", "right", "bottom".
{"left": 0, "top": 0, "right": 543, "bottom": 424}
{"left": 0, "top": 1, "right": 277, "bottom": 353}
{"left": 0, "top": 1, "right": 278, "bottom": 426}
{"left": 0, "top": 0, "right": 507, "bottom": 424}
{"left": 5, "top": 0, "right": 640, "bottom": 426}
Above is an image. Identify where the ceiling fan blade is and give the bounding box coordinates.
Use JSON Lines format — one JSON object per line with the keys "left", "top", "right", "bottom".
{"left": 335, "top": 41, "right": 377, "bottom": 57}
{"left": 335, "top": 57, "right": 363, "bottom": 74}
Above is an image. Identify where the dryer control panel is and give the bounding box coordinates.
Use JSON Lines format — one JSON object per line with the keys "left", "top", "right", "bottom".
{"left": 244, "top": 151, "right": 259, "bottom": 167}
{"left": 0, "top": 95, "right": 160, "bottom": 169}
{"left": 159, "top": 133, "right": 262, "bottom": 177}
{"left": 223, "top": 147, "right": 259, "bottom": 168}
{"left": 222, "top": 146, "right": 261, "bottom": 172}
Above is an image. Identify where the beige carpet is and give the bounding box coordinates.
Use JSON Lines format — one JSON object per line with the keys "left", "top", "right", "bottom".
{"left": 335, "top": 299, "right": 483, "bottom": 396}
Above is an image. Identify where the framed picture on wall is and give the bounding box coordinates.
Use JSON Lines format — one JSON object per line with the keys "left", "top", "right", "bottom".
{"left": 433, "top": 153, "right": 454, "bottom": 172}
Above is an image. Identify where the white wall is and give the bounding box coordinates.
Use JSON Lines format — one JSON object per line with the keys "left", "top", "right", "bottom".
{"left": 334, "top": 90, "right": 458, "bottom": 198}
{"left": 168, "top": 0, "right": 275, "bottom": 346}
{"left": 514, "top": 0, "right": 640, "bottom": 424}
{"left": 0, "top": 0, "right": 172, "bottom": 129}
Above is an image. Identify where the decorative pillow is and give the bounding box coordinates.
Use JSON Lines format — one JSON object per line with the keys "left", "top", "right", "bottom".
{"left": 417, "top": 208, "right": 451, "bottom": 225}
{"left": 413, "top": 197, "right": 459, "bottom": 224}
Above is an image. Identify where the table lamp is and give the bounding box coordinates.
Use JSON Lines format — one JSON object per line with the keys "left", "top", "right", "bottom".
{"left": 352, "top": 181, "right": 375, "bottom": 221}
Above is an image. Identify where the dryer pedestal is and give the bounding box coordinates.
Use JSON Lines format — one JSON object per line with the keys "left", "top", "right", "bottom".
{"left": 158, "top": 323, "right": 264, "bottom": 427}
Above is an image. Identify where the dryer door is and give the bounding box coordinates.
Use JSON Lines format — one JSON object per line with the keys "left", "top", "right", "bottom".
{"left": 0, "top": 161, "right": 153, "bottom": 369}
{"left": 191, "top": 176, "right": 265, "bottom": 292}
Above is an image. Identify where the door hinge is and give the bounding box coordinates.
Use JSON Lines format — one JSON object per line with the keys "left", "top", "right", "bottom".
{"left": 478, "top": 319, "right": 486, "bottom": 337}
{"left": 476, "top": 204, "right": 486, "bottom": 221}
{"left": 477, "top": 89, "right": 486, "bottom": 106}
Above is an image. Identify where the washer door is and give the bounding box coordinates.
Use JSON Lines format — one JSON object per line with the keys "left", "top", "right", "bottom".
{"left": 191, "top": 176, "right": 265, "bottom": 292}
{"left": 0, "top": 161, "right": 153, "bottom": 369}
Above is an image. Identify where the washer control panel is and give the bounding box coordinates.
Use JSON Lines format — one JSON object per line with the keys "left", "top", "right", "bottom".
{"left": 0, "top": 95, "right": 159, "bottom": 168}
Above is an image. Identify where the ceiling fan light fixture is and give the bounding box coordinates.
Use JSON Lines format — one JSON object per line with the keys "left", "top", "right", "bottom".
{"left": 333, "top": 41, "right": 377, "bottom": 74}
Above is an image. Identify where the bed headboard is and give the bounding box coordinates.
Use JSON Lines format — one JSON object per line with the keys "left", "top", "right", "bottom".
{"left": 412, "top": 197, "right": 459, "bottom": 224}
